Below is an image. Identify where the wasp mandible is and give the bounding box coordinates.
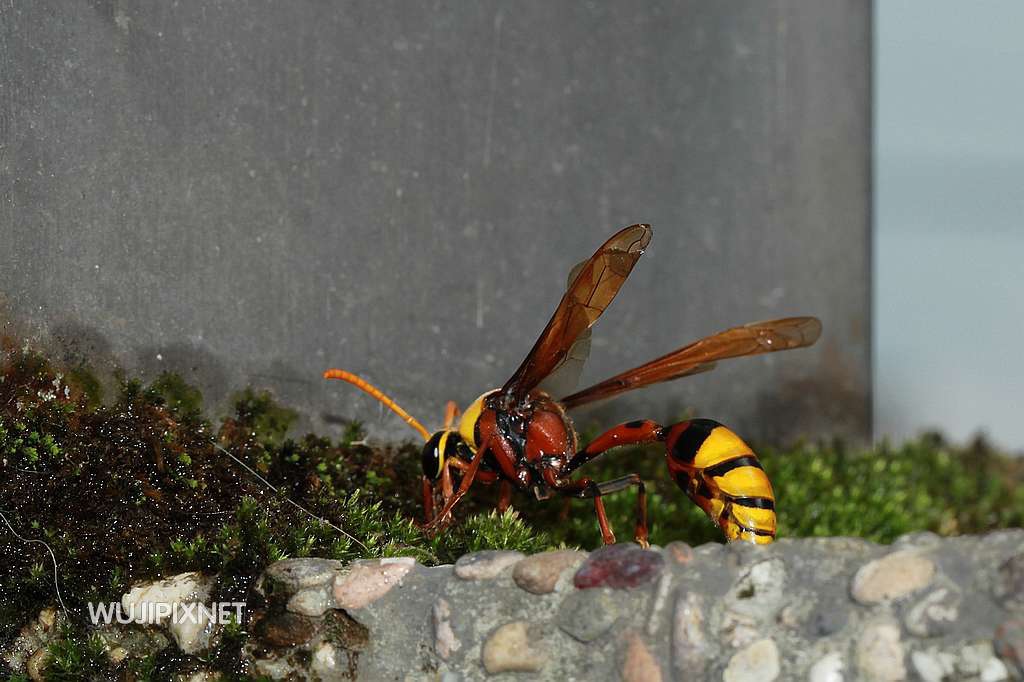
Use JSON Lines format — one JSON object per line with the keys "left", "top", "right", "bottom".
{"left": 325, "top": 225, "right": 821, "bottom": 546}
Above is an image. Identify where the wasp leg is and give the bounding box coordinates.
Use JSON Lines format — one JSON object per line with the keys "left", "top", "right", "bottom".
{"left": 562, "top": 420, "right": 664, "bottom": 476}
{"left": 558, "top": 474, "right": 649, "bottom": 548}
{"left": 440, "top": 459, "right": 455, "bottom": 501}
{"left": 443, "top": 401, "right": 460, "bottom": 429}
{"left": 496, "top": 480, "right": 514, "bottom": 513}
{"left": 422, "top": 434, "right": 498, "bottom": 535}
{"left": 422, "top": 457, "right": 459, "bottom": 524}
{"left": 422, "top": 476, "right": 435, "bottom": 523}
{"left": 594, "top": 497, "right": 615, "bottom": 545}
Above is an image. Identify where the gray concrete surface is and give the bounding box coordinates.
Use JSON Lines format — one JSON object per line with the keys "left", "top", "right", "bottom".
{"left": 0, "top": 2, "right": 870, "bottom": 444}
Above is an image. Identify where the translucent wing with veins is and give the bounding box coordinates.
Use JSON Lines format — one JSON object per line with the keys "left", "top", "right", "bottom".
{"left": 502, "top": 224, "right": 652, "bottom": 401}
{"left": 560, "top": 316, "right": 822, "bottom": 409}
{"left": 538, "top": 258, "right": 593, "bottom": 399}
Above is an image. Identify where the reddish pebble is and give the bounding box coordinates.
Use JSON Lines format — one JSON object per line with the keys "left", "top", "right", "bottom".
{"left": 996, "top": 618, "right": 1024, "bottom": 677}
{"left": 623, "top": 631, "right": 664, "bottom": 682}
{"left": 666, "top": 541, "right": 694, "bottom": 565}
{"left": 333, "top": 557, "right": 416, "bottom": 609}
{"left": 574, "top": 544, "right": 665, "bottom": 590}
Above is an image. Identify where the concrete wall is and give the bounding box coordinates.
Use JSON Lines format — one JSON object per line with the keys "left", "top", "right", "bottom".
{"left": 0, "top": 2, "right": 870, "bottom": 444}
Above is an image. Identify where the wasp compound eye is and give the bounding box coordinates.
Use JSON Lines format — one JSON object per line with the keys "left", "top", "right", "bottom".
{"left": 421, "top": 431, "right": 445, "bottom": 481}
{"left": 452, "top": 436, "right": 474, "bottom": 465}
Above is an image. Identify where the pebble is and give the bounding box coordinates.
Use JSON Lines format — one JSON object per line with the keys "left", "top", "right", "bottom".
{"left": 851, "top": 551, "right": 935, "bottom": 604}
{"left": 808, "top": 652, "right": 845, "bottom": 682}
{"left": 776, "top": 601, "right": 806, "bottom": 629}
{"left": 454, "top": 550, "right": 524, "bottom": 580}
{"left": 911, "top": 643, "right": 1010, "bottom": 682}
{"left": 120, "top": 572, "right": 216, "bottom": 654}
{"left": 180, "top": 670, "right": 221, "bottom": 682}
{"left": 287, "top": 586, "right": 334, "bottom": 617}
{"left": 646, "top": 572, "right": 673, "bottom": 635}
{"left": 726, "top": 558, "right": 787, "bottom": 618}
{"left": 557, "top": 589, "right": 620, "bottom": 643}
{"left": 311, "top": 642, "right": 339, "bottom": 677}
{"left": 265, "top": 557, "right": 342, "bottom": 592}
{"left": 723, "top": 638, "right": 780, "bottom": 682}
{"left": 719, "top": 610, "right": 760, "bottom": 649}
{"left": 333, "top": 557, "right": 416, "bottom": 609}
{"left": 958, "top": 642, "right": 1010, "bottom": 681}
{"left": 481, "top": 621, "right": 546, "bottom": 673}
{"left": 169, "top": 606, "right": 215, "bottom": 654}
{"left": 250, "top": 655, "right": 298, "bottom": 680}
{"left": 573, "top": 544, "right": 665, "bottom": 590}
{"left": 984, "top": 658, "right": 1012, "bottom": 681}
{"left": 995, "top": 618, "right": 1024, "bottom": 678}
{"left": 904, "top": 587, "right": 960, "bottom": 637}
{"left": 806, "top": 599, "right": 849, "bottom": 637}
{"left": 911, "top": 649, "right": 956, "bottom": 682}
{"left": 36, "top": 609, "right": 56, "bottom": 631}
{"left": 666, "top": 541, "right": 694, "bottom": 565}
{"left": 258, "top": 612, "right": 318, "bottom": 648}
{"left": 622, "top": 632, "right": 663, "bottom": 682}
{"left": 893, "top": 531, "right": 943, "bottom": 550}
{"left": 120, "top": 572, "right": 213, "bottom": 624}
{"left": 672, "top": 592, "right": 709, "bottom": 677}
{"left": 433, "top": 598, "right": 461, "bottom": 660}
{"left": 855, "top": 621, "right": 906, "bottom": 681}
{"left": 26, "top": 648, "right": 49, "bottom": 682}
{"left": 512, "top": 549, "right": 586, "bottom": 594}
{"left": 994, "top": 553, "right": 1024, "bottom": 610}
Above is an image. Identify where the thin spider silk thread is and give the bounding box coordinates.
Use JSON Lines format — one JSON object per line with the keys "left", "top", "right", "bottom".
{"left": 0, "top": 508, "right": 70, "bottom": 623}
{"left": 211, "top": 442, "right": 370, "bottom": 552}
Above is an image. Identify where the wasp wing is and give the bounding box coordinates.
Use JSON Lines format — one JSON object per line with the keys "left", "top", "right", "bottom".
{"left": 502, "top": 224, "right": 652, "bottom": 401}
{"left": 559, "top": 316, "right": 822, "bottom": 409}
{"left": 537, "top": 328, "right": 592, "bottom": 399}
{"left": 537, "top": 258, "right": 593, "bottom": 398}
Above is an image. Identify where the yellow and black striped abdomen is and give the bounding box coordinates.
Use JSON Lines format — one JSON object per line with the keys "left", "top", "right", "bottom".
{"left": 664, "top": 419, "right": 776, "bottom": 544}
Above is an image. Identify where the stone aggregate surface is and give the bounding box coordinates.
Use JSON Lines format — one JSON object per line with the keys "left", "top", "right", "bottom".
{"left": 4, "top": 531, "right": 1024, "bottom": 680}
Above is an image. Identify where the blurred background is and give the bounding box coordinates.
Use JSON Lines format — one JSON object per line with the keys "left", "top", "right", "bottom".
{"left": 0, "top": 2, "right": 870, "bottom": 446}
{"left": 876, "top": 1, "right": 1024, "bottom": 452}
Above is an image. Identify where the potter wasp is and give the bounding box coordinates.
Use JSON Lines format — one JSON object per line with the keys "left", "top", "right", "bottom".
{"left": 325, "top": 225, "right": 821, "bottom": 546}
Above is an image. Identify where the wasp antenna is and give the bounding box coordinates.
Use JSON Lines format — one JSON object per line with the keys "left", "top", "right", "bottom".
{"left": 323, "top": 369, "right": 431, "bottom": 441}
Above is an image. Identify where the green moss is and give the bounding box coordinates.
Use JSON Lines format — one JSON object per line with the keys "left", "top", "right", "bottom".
{"left": 64, "top": 365, "right": 103, "bottom": 409}
{"left": 766, "top": 433, "right": 1024, "bottom": 541}
{"left": 207, "top": 616, "right": 251, "bottom": 678}
{"left": 229, "top": 388, "right": 298, "bottom": 445}
{"left": 148, "top": 371, "right": 204, "bottom": 419}
{"left": 438, "top": 508, "right": 557, "bottom": 559}
{"left": 45, "top": 630, "right": 108, "bottom": 681}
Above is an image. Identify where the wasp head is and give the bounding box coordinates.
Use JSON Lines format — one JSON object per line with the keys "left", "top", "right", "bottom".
{"left": 420, "top": 430, "right": 472, "bottom": 481}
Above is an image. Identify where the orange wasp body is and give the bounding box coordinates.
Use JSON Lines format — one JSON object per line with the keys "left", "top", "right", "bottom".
{"left": 326, "top": 225, "right": 820, "bottom": 545}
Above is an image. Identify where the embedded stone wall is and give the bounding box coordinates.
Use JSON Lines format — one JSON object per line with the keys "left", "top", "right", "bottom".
{"left": 7, "top": 532, "right": 1024, "bottom": 680}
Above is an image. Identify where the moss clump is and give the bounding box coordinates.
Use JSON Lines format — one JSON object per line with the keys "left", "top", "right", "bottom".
{"left": 147, "top": 371, "right": 204, "bottom": 420}
{"left": 227, "top": 387, "right": 298, "bottom": 446}
{"left": 44, "top": 628, "right": 109, "bottom": 681}
{"left": 0, "top": 342, "right": 554, "bottom": 679}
